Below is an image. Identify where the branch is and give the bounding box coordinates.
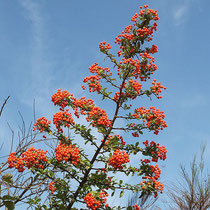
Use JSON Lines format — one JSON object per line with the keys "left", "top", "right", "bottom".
{"left": 67, "top": 62, "right": 132, "bottom": 209}
{"left": 0, "top": 96, "right": 10, "bottom": 117}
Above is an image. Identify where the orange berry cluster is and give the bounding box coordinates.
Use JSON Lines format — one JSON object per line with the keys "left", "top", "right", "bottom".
{"left": 99, "top": 189, "right": 109, "bottom": 205}
{"left": 84, "top": 190, "right": 108, "bottom": 210}
{"left": 52, "top": 93, "right": 110, "bottom": 129}
{"left": 140, "top": 164, "right": 164, "bottom": 197}
{"left": 151, "top": 79, "right": 166, "bottom": 99}
{"left": 143, "top": 140, "right": 167, "bottom": 162}
{"left": 133, "top": 204, "right": 140, "bottom": 210}
{"left": 132, "top": 106, "right": 167, "bottom": 135}
{"left": 8, "top": 153, "right": 25, "bottom": 172}
{"left": 149, "top": 44, "right": 158, "bottom": 54}
{"left": 49, "top": 181, "right": 56, "bottom": 194}
{"left": 88, "top": 106, "right": 111, "bottom": 128}
{"left": 51, "top": 89, "right": 72, "bottom": 111}
{"left": 115, "top": 5, "right": 158, "bottom": 46}
{"left": 72, "top": 96, "right": 94, "bottom": 118}
{"left": 99, "top": 41, "right": 111, "bottom": 50}
{"left": 132, "top": 131, "right": 139, "bottom": 137}
{"left": 65, "top": 95, "right": 111, "bottom": 128}
{"left": 83, "top": 62, "right": 113, "bottom": 93}
{"left": 53, "top": 109, "right": 75, "bottom": 133}
{"left": 89, "top": 63, "right": 112, "bottom": 75}
{"left": 55, "top": 141, "right": 80, "bottom": 165}
{"left": 117, "top": 57, "right": 156, "bottom": 82}
{"left": 113, "top": 91, "right": 125, "bottom": 101}
{"left": 141, "top": 159, "right": 151, "bottom": 164}
{"left": 33, "top": 117, "right": 51, "bottom": 133}
{"left": 119, "top": 58, "right": 140, "bottom": 77}
{"left": 117, "top": 50, "right": 122, "bottom": 57}
{"left": 117, "top": 6, "right": 158, "bottom": 42}
{"left": 113, "top": 5, "right": 159, "bottom": 82}
{"left": 83, "top": 75, "right": 102, "bottom": 92}
{"left": 137, "top": 26, "right": 153, "bottom": 38}
{"left": 118, "top": 25, "right": 134, "bottom": 41}
{"left": 84, "top": 193, "right": 101, "bottom": 210}
{"left": 108, "top": 149, "right": 130, "bottom": 169}
{"left": 139, "top": 52, "right": 157, "bottom": 81}
{"left": 8, "top": 147, "right": 47, "bottom": 172}
{"left": 126, "top": 80, "right": 142, "bottom": 99}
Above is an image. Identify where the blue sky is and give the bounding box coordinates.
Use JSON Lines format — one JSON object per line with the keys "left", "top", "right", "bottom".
{"left": 0, "top": 0, "right": 210, "bottom": 209}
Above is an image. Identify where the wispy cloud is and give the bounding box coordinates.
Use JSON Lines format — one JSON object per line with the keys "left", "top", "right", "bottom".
{"left": 173, "top": 4, "right": 189, "bottom": 26}
{"left": 18, "top": 0, "right": 54, "bottom": 115}
{"left": 18, "top": 0, "right": 85, "bottom": 118}
{"left": 173, "top": 0, "right": 192, "bottom": 26}
{"left": 20, "top": 0, "right": 44, "bottom": 49}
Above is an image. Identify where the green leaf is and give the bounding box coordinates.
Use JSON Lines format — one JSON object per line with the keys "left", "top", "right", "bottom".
{"left": 111, "top": 191, "right": 115, "bottom": 197}
{"left": 127, "top": 206, "right": 133, "bottom": 210}
{"left": 120, "top": 190, "right": 124, "bottom": 198}
{"left": 97, "top": 127, "right": 106, "bottom": 134}
{"left": 2, "top": 174, "right": 13, "bottom": 184}
{"left": 3, "top": 201, "right": 15, "bottom": 210}
{"left": 2, "top": 195, "right": 16, "bottom": 201}
{"left": 123, "top": 104, "right": 131, "bottom": 110}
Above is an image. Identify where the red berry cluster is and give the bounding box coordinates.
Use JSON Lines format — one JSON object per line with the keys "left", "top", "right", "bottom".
{"left": 84, "top": 193, "right": 101, "bottom": 210}
{"left": 55, "top": 141, "right": 80, "bottom": 165}
{"left": 8, "top": 147, "right": 47, "bottom": 172}
{"left": 116, "top": 5, "right": 158, "bottom": 44}
{"left": 82, "top": 62, "right": 113, "bottom": 93}
{"left": 89, "top": 63, "right": 112, "bottom": 75}
{"left": 59, "top": 94, "right": 110, "bottom": 128}
{"left": 132, "top": 131, "right": 139, "bottom": 137}
{"left": 84, "top": 190, "right": 108, "bottom": 210}
{"left": 149, "top": 44, "right": 158, "bottom": 54}
{"left": 114, "top": 4, "right": 159, "bottom": 68}
{"left": 132, "top": 106, "right": 167, "bottom": 134}
{"left": 113, "top": 91, "right": 125, "bottom": 101}
{"left": 72, "top": 96, "right": 94, "bottom": 118}
{"left": 88, "top": 106, "right": 111, "bottom": 128}
{"left": 51, "top": 89, "right": 72, "bottom": 111}
{"left": 49, "top": 181, "right": 56, "bottom": 194}
{"left": 8, "top": 153, "right": 25, "bottom": 172}
{"left": 133, "top": 204, "right": 140, "bottom": 210}
{"left": 108, "top": 150, "right": 130, "bottom": 169}
{"left": 33, "top": 117, "right": 51, "bottom": 133}
{"left": 99, "top": 41, "right": 111, "bottom": 50}
{"left": 83, "top": 75, "right": 102, "bottom": 92}
{"left": 126, "top": 80, "right": 142, "bottom": 99}
{"left": 117, "top": 56, "right": 156, "bottom": 82}
{"left": 151, "top": 79, "right": 166, "bottom": 99}
{"left": 143, "top": 140, "right": 167, "bottom": 162}
{"left": 139, "top": 52, "right": 157, "bottom": 80}
{"left": 53, "top": 109, "right": 75, "bottom": 133}
{"left": 99, "top": 189, "right": 109, "bottom": 205}
{"left": 140, "top": 164, "right": 163, "bottom": 197}
{"left": 52, "top": 90, "right": 111, "bottom": 129}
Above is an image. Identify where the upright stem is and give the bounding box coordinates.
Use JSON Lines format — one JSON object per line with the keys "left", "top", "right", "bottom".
{"left": 67, "top": 69, "right": 130, "bottom": 209}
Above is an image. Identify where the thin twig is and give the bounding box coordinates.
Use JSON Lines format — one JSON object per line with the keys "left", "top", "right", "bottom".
{"left": 0, "top": 96, "right": 10, "bottom": 118}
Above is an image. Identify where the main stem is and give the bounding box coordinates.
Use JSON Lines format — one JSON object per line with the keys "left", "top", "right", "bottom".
{"left": 67, "top": 71, "right": 129, "bottom": 209}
